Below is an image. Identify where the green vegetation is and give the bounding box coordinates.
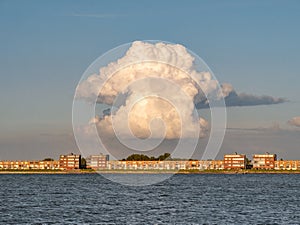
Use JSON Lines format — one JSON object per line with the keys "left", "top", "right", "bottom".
{"left": 122, "top": 153, "right": 171, "bottom": 161}
{"left": 80, "top": 157, "right": 86, "bottom": 169}
{"left": 42, "top": 158, "right": 54, "bottom": 161}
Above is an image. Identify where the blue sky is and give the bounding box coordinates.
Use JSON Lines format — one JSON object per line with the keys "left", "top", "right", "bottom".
{"left": 0, "top": 0, "right": 300, "bottom": 160}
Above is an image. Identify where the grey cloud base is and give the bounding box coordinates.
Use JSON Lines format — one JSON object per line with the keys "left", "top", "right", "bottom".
{"left": 196, "top": 90, "right": 286, "bottom": 109}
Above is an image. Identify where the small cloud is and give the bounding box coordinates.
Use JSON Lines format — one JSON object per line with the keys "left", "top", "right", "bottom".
{"left": 288, "top": 116, "right": 300, "bottom": 127}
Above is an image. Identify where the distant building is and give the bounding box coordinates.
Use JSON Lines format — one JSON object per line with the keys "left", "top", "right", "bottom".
{"left": 0, "top": 160, "right": 59, "bottom": 170}
{"left": 38, "top": 160, "right": 60, "bottom": 170}
{"left": 106, "top": 160, "right": 225, "bottom": 171}
{"left": 86, "top": 154, "right": 109, "bottom": 170}
{"left": 198, "top": 160, "right": 224, "bottom": 170}
{"left": 253, "top": 153, "right": 277, "bottom": 169}
{"left": 59, "top": 153, "right": 81, "bottom": 170}
{"left": 274, "top": 160, "right": 300, "bottom": 170}
{"left": 224, "top": 154, "right": 246, "bottom": 169}
{"left": 3, "top": 153, "right": 300, "bottom": 172}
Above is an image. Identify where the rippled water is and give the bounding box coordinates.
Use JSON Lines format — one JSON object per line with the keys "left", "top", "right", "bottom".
{"left": 0, "top": 174, "right": 299, "bottom": 224}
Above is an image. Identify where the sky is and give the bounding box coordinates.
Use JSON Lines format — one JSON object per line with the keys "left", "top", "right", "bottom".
{"left": 0, "top": 0, "right": 300, "bottom": 160}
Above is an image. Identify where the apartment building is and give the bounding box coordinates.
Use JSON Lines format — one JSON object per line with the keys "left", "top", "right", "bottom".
{"left": 86, "top": 154, "right": 109, "bottom": 170}
{"left": 2, "top": 153, "right": 300, "bottom": 172}
{"left": 253, "top": 153, "right": 277, "bottom": 169}
{"left": 274, "top": 160, "right": 300, "bottom": 170}
{"left": 59, "top": 153, "right": 81, "bottom": 170}
{"left": 106, "top": 160, "right": 224, "bottom": 170}
{"left": 108, "top": 160, "right": 188, "bottom": 170}
{"left": 224, "top": 154, "right": 246, "bottom": 169}
{"left": 0, "top": 160, "right": 59, "bottom": 170}
{"left": 38, "top": 160, "right": 60, "bottom": 170}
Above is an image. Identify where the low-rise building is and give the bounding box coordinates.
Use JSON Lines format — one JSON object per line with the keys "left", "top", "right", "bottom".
{"left": 224, "top": 154, "right": 246, "bottom": 169}
{"left": 107, "top": 160, "right": 189, "bottom": 170}
{"left": 59, "top": 153, "right": 81, "bottom": 170}
{"left": 2, "top": 153, "right": 300, "bottom": 172}
{"left": 274, "top": 160, "right": 300, "bottom": 170}
{"left": 253, "top": 153, "right": 277, "bottom": 169}
{"left": 106, "top": 160, "right": 225, "bottom": 171}
{"left": 197, "top": 160, "right": 224, "bottom": 170}
{"left": 0, "top": 160, "right": 59, "bottom": 170}
{"left": 38, "top": 160, "right": 60, "bottom": 170}
{"left": 86, "top": 154, "right": 109, "bottom": 170}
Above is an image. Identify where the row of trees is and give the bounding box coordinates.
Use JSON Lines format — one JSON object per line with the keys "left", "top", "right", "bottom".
{"left": 122, "top": 153, "right": 171, "bottom": 161}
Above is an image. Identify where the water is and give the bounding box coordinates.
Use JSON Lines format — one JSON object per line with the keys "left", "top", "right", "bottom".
{"left": 0, "top": 174, "right": 299, "bottom": 224}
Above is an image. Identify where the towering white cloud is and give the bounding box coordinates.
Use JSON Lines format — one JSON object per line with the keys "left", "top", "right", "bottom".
{"left": 76, "top": 41, "right": 222, "bottom": 106}
{"left": 76, "top": 41, "right": 285, "bottom": 139}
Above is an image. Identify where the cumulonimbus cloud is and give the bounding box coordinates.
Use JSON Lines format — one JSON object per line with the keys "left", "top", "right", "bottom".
{"left": 288, "top": 117, "right": 300, "bottom": 127}
{"left": 76, "top": 41, "right": 285, "bottom": 139}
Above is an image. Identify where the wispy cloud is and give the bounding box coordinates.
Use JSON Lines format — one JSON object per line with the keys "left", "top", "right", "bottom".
{"left": 70, "top": 13, "right": 124, "bottom": 19}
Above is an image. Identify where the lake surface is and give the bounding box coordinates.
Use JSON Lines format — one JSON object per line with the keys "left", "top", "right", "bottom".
{"left": 0, "top": 174, "right": 299, "bottom": 224}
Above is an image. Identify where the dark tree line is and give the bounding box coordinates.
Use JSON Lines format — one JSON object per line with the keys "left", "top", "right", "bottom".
{"left": 122, "top": 153, "right": 171, "bottom": 161}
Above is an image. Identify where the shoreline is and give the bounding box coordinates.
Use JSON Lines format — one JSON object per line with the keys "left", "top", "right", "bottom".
{"left": 1, "top": 169, "right": 300, "bottom": 175}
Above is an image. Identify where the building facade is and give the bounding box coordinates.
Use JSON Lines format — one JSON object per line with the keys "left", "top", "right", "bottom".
{"left": 253, "top": 153, "right": 277, "bottom": 169}
{"left": 86, "top": 154, "right": 109, "bottom": 170}
{"left": 59, "top": 153, "right": 81, "bottom": 170}
{"left": 2, "top": 154, "right": 300, "bottom": 171}
{"left": 224, "top": 154, "right": 246, "bottom": 169}
{"left": 0, "top": 160, "right": 60, "bottom": 170}
{"left": 274, "top": 160, "right": 300, "bottom": 170}
{"left": 106, "top": 160, "right": 224, "bottom": 171}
